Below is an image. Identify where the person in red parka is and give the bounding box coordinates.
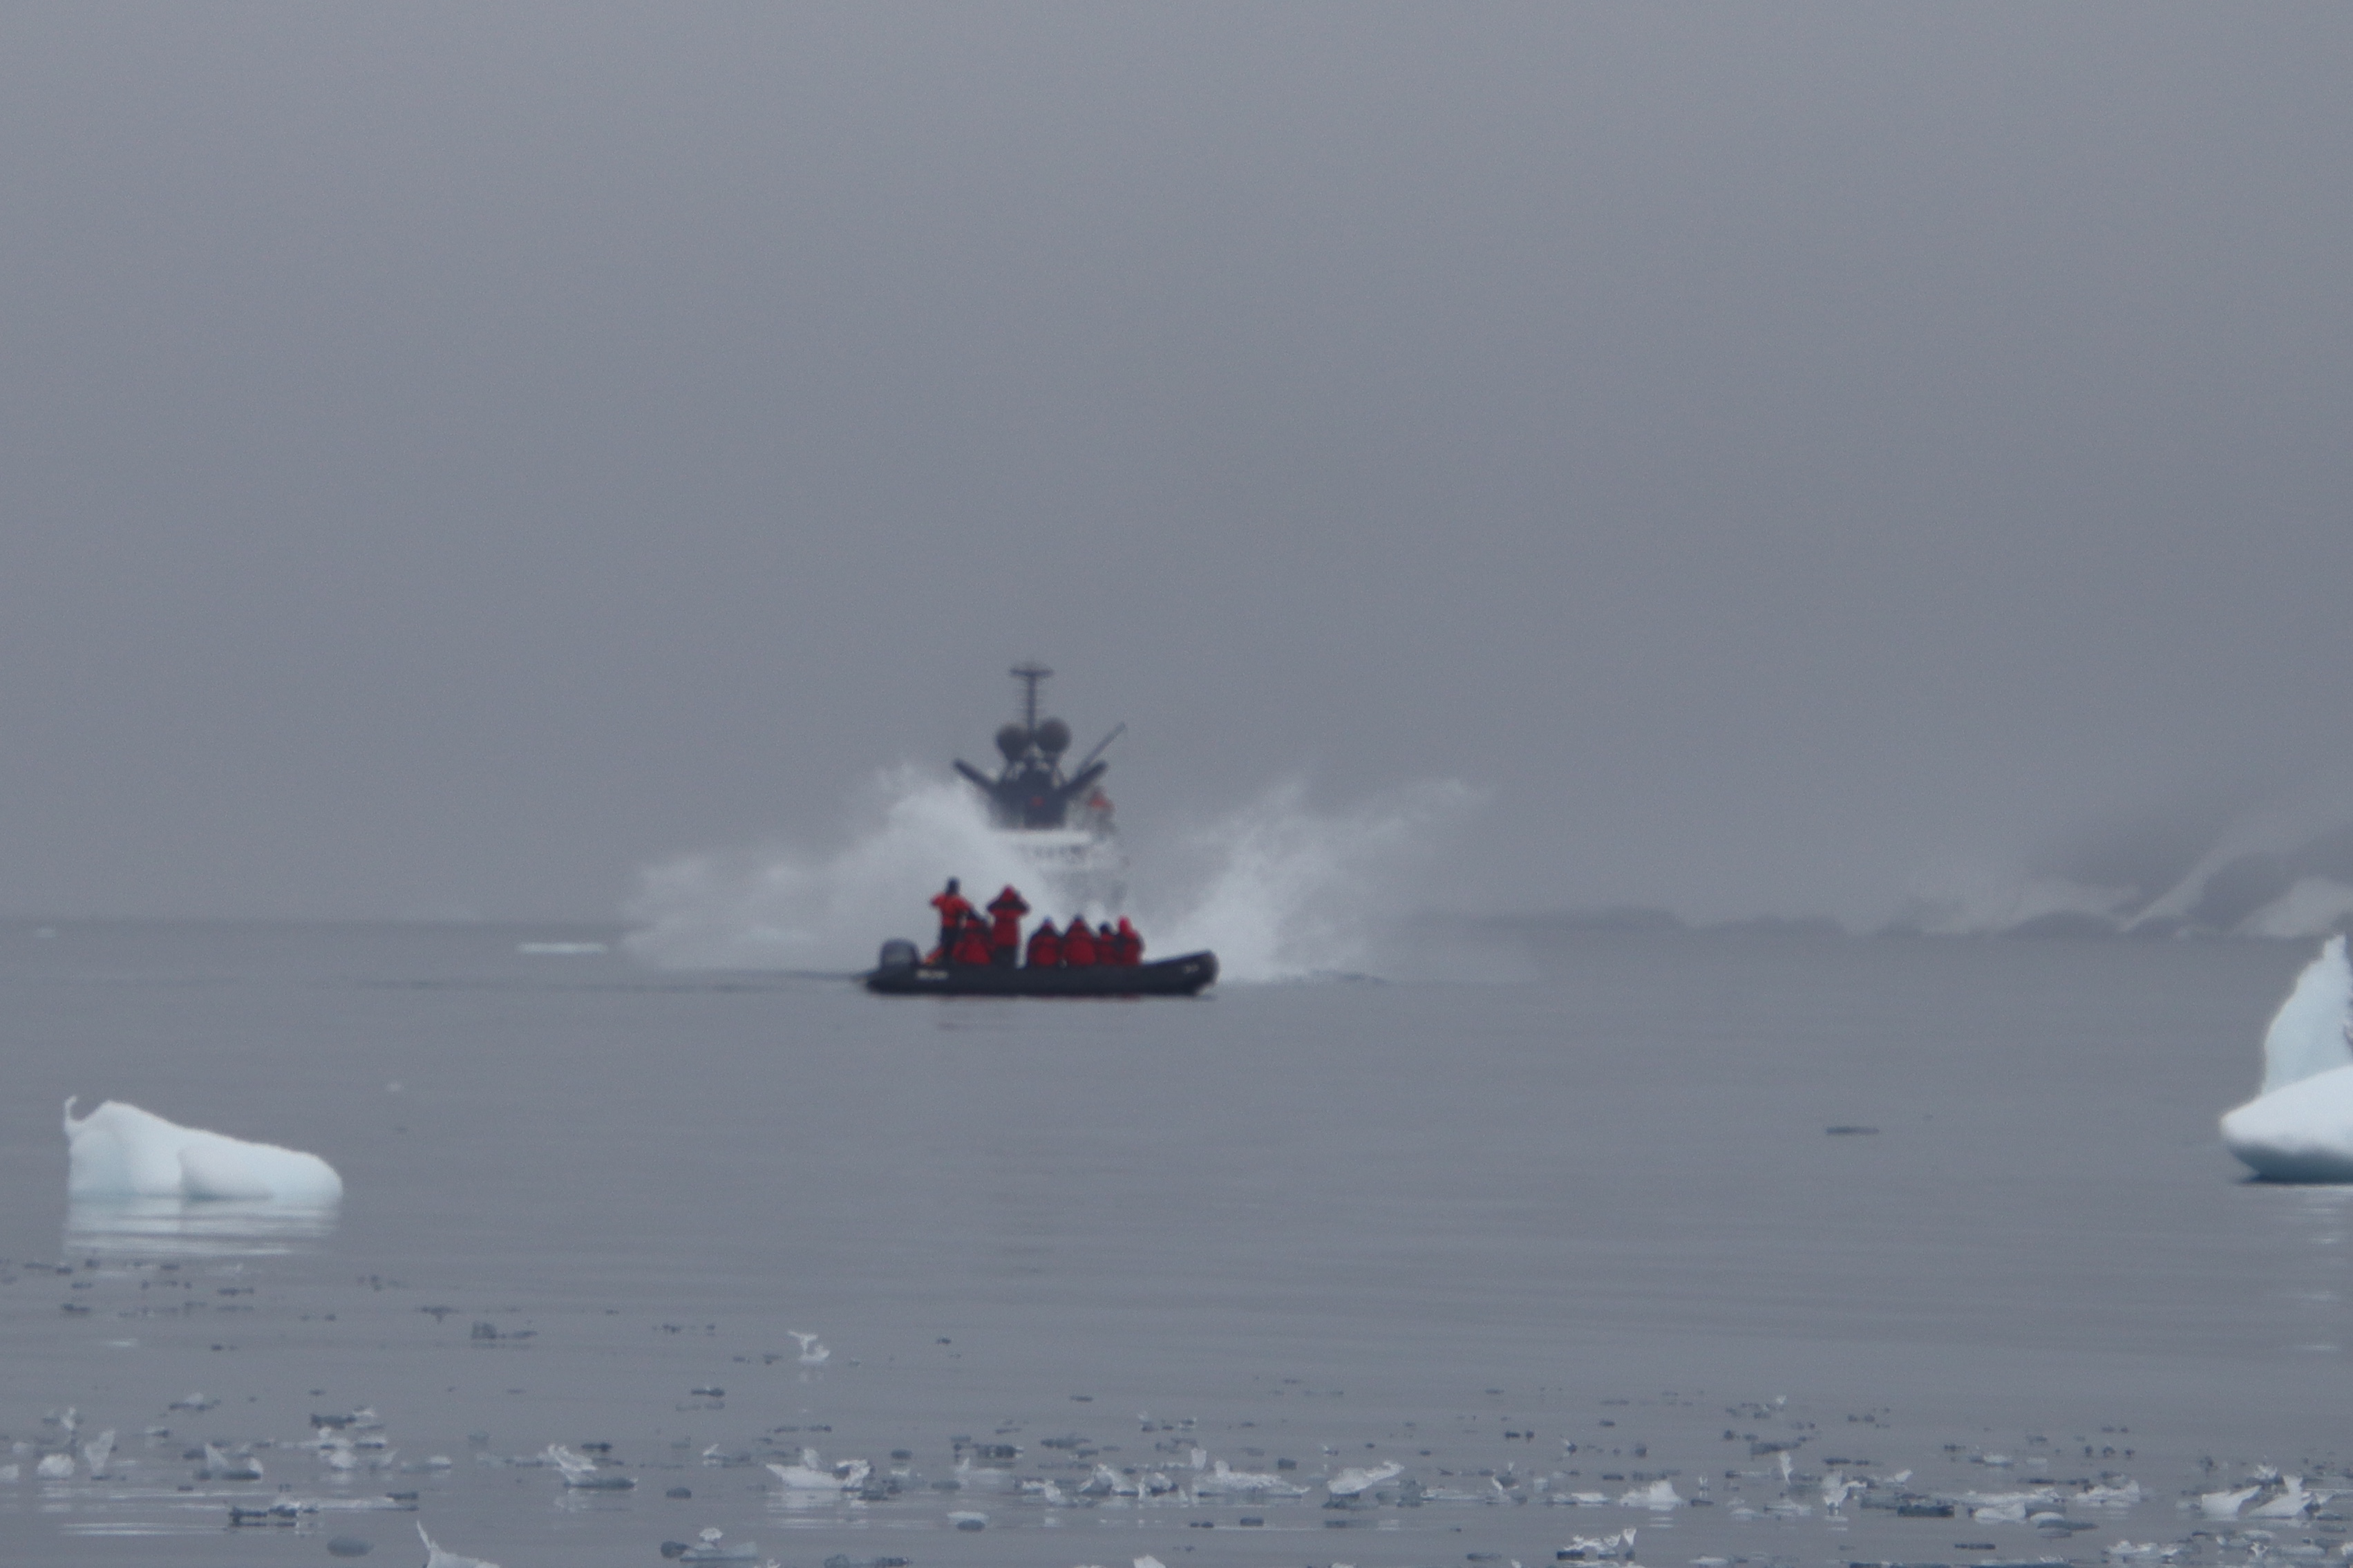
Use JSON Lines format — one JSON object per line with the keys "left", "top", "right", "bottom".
{"left": 1060, "top": 916, "right": 1097, "bottom": 967}
{"left": 1025, "top": 917, "right": 1062, "bottom": 969}
{"left": 949, "top": 913, "right": 993, "bottom": 966}
{"left": 985, "top": 885, "right": 1030, "bottom": 968}
{"left": 928, "top": 878, "right": 974, "bottom": 963}
{"left": 1112, "top": 916, "right": 1143, "bottom": 966}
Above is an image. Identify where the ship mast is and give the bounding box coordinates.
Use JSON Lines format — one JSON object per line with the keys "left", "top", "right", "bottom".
{"left": 1011, "top": 662, "right": 1051, "bottom": 731}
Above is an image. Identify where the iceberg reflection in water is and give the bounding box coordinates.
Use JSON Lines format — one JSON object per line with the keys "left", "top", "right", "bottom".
{"left": 65, "top": 1196, "right": 338, "bottom": 1258}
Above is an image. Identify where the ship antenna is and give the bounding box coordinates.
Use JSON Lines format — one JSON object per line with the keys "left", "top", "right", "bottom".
{"left": 1010, "top": 662, "right": 1052, "bottom": 730}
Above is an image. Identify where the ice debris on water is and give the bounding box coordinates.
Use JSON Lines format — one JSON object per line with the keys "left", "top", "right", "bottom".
{"left": 63, "top": 1097, "right": 343, "bottom": 1203}
{"left": 767, "top": 1448, "right": 870, "bottom": 1490}
{"left": 1326, "top": 1460, "right": 1404, "bottom": 1497}
{"left": 544, "top": 1442, "right": 634, "bottom": 1489}
{"left": 679, "top": 1526, "right": 762, "bottom": 1562}
{"left": 199, "top": 1442, "right": 263, "bottom": 1481}
{"left": 419, "top": 1521, "right": 500, "bottom": 1568}
{"left": 1195, "top": 1458, "right": 1309, "bottom": 1495}
{"left": 1557, "top": 1527, "right": 1638, "bottom": 1559}
{"left": 1618, "top": 1478, "right": 1685, "bottom": 1509}
{"left": 791, "top": 1330, "right": 830, "bottom": 1365}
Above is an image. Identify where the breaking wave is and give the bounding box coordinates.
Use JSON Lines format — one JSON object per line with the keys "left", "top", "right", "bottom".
{"left": 622, "top": 771, "right": 1477, "bottom": 981}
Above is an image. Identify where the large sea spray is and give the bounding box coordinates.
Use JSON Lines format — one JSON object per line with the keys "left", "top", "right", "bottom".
{"left": 623, "top": 770, "right": 1476, "bottom": 981}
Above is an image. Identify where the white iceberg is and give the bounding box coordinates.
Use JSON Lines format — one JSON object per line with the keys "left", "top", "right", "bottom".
{"left": 1325, "top": 1461, "right": 1403, "bottom": 1498}
{"left": 2200, "top": 1484, "right": 2262, "bottom": 1520}
{"left": 2220, "top": 938, "right": 2353, "bottom": 1180}
{"left": 1195, "top": 1459, "right": 1308, "bottom": 1496}
{"left": 419, "top": 1522, "right": 500, "bottom": 1568}
{"left": 1558, "top": 1528, "right": 1637, "bottom": 1560}
{"left": 64, "top": 1098, "right": 342, "bottom": 1203}
{"left": 766, "top": 1448, "right": 869, "bottom": 1490}
{"left": 1618, "top": 1478, "right": 1684, "bottom": 1509}
{"left": 544, "top": 1444, "right": 633, "bottom": 1490}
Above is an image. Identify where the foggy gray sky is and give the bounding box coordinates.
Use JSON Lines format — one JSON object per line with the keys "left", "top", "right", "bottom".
{"left": 1, "top": 3, "right": 2347, "bottom": 923}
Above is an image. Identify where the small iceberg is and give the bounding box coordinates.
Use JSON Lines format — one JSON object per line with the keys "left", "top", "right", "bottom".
{"left": 1617, "top": 1478, "right": 1684, "bottom": 1509}
{"left": 2220, "top": 938, "right": 2353, "bottom": 1180}
{"left": 766, "top": 1448, "right": 869, "bottom": 1490}
{"left": 64, "top": 1098, "right": 342, "bottom": 1203}
{"left": 419, "top": 1522, "right": 499, "bottom": 1568}
{"left": 543, "top": 1444, "right": 634, "bottom": 1490}
{"left": 1325, "top": 1461, "right": 1403, "bottom": 1498}
{"left": 1195, "top": 1459, "right": 1308, "bottom": 1496}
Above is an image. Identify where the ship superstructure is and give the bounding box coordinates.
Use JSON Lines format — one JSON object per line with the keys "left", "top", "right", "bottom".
{"left": 954, "top": 663, "right": 1121, "bottom": 833}
{"left": 954, "top": 663, "right": 1127, "bottom": 907}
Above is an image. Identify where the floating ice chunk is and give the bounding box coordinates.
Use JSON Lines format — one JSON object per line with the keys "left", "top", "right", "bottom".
{"left": 2262, "top": 938, "right": 2353, "bottom": 1095}
{"left": 766, "top": 1448, "right": 868, "bottom": 1490}
{"left": 64, "top": 1098, "right": 341, "bottom": 1203}
{"left": 1558, "top": 1529, "right": 1638, "bottom": 1560}
{"left": 1618, "top": 1479, "right": 1684, "bottom": 1509}
{"left": 200, "top": 1443, "right": 263, "bottom": 1481}
{"left": 2200, "top": 1484, "right": 2262, "bottom": 1520}
{"left": 949, "top": 1510, "right": 987, "bottom": 1530}
{"left": 1823, "top": 1473, "right": 1861, "bottom": 1511}
{"left": 418, "top": 1521, "right": 500, "bottom": 1568}
{"left": 1196, "top": 1460, "right": 1308, "bottom": 1496}
{"left": 791, "top": 1330, "right": 830, "bottom": 1366}
{"left": 952, "top": 1455, "right": 1019, "bottom": 1493}
{"left": 1135, "top": 1557, "right": 1166, "bottom": 1568}
{"left": 680, "top": 1527, "right": 759, "bottom": 1562}
{"left": 2218, "top": 940, "right": 2353, "bottom": 1180}
{"left": 2249, "top": 1476, "right": 2328, "bottom": 1518}
{"left": 544, "top": 1444, "right": 634, "bottom": 1489}
{"left": 2081, "top": 1480, "right": 2142, "bottom": 1508}
{"left": 2224, "top": 1068, "right": 2353, "bottom": 1181}
{"left": 82, "top": 1429, "right": 115, "bottom": 1478}
{"left": 35, "top": 1453, "right": 72, "bottom": 1479}
{"left": 1326, "top": 1461, "right": 1403, "bottom": 1497}
{"left": 1080, "top": 1463, "right": 1137, "bottom": 1498}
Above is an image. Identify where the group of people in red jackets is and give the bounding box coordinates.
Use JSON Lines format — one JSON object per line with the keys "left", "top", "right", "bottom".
{"left": 927, "top": 878, "right": 1145, "bottom": 969}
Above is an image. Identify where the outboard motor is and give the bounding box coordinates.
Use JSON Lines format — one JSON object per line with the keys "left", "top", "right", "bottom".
{"left": 876, "top": 938, "right": 920, "bottom": 971}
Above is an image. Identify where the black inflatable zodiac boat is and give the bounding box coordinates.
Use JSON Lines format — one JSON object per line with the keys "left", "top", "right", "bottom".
{"left": 862, "top": 940, "right": 1218, "bottom": 997}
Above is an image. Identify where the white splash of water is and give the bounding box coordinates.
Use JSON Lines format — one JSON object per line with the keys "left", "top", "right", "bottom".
{"left": 622, "top": 769, "right": 1477, "bottom": 980}
{"left": 623, "top": 768, "right": 1033, "bottom": 971}
{"left": 1140, "top": 780, "right": 1479, "bottom": 982}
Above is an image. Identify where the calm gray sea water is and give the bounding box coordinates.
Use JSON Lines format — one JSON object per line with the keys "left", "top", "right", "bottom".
{"left": 0, "top": 921, "right": 2343, "bottom": 1567}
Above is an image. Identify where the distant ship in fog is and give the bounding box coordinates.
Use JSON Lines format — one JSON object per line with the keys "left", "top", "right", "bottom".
{"left": 954, "top": 663, "right": 1128, "bottom": 908}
